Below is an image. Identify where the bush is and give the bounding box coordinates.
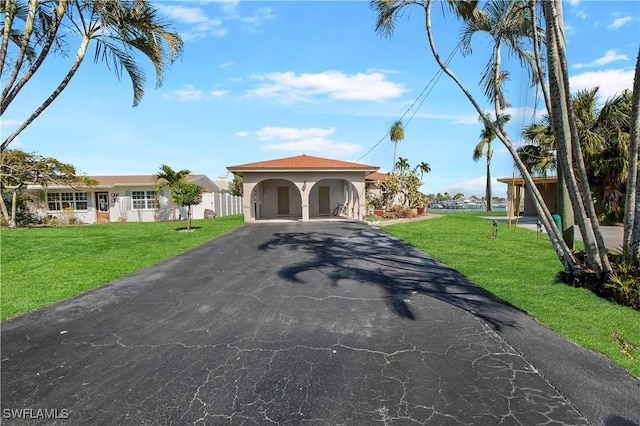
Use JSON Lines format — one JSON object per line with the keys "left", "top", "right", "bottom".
{"left": 384, "top": 205, "right": 417, "bottom": 219}
{"left": 559, "top": 252, "right": 640, "bottom": 311}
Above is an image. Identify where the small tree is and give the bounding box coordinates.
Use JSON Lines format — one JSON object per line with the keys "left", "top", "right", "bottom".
{"left": 229, "top": 175, "right": 243, "bottom": 197}
{"left": 154, "top": 164, "right": 190, "bottom": 220}
{"left": 0, "top": 149, "right": 95, "bottom": 227}
{"left": 171, "top": 182, "right": 202, "bottom": 231}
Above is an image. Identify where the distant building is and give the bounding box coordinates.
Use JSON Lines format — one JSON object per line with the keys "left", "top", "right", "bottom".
{"left": 26, "top": 174, "right": 240, "bottom": 223}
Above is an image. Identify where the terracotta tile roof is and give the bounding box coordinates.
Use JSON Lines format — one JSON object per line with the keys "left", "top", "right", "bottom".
{"left": 227, "top": 154, "right": 378, "bottom": 172}
{"left": 366, "top": 172, "right": 391, "bottom": 181}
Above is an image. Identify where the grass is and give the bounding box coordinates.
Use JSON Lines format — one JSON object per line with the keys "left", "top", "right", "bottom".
{"left": 383, "top": 212, "right": 640, "bottom": 378}
{"left": 0, "top": 215, "right": 244, "bottom": 320}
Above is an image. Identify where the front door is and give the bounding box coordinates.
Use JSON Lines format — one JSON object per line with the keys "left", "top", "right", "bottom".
{"left": 96, "top": 192, "right": 110, "bottom": 223}
{"left": 277, "top": 187, "right": 289, "bottom": 216}
{"left": 319, "top": 186, "right": 330, "bottom": 215}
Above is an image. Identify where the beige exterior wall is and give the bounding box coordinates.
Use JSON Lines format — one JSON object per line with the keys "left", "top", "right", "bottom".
{"left": 240, "top": 171, "right": 367, "bottom": 222}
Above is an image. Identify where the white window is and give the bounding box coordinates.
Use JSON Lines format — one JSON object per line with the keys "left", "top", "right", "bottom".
{"left": 47, "top": 192, "right": 88, "bottom": 211}
{"left": 131, "top": 191, "right": 158, "bottom": 209}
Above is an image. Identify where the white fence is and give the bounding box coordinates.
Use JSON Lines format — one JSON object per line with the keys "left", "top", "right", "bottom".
{"left": 182, "top": 193, "right": 243, "bottom": 220}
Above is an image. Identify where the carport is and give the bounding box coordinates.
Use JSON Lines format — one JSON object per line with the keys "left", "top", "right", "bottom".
{"left": 227, "top": 155, "right": 379, "bottom": 222}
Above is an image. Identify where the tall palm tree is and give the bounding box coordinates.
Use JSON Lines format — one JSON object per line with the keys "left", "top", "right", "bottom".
{"left": 415, "top": 161, "right": 431, "bottom": 180}
{"left": 372, "top": 0, "right": 580, "bottom": 274}
{"left": 154, "top": 164, "right": 191, "bottom": 220}
{"left": 390, "top": 120, "right": 404, "bottom": 169}
{"left": 623, "top": 46, "right": 640, "bottom": 259}
{"left": 394, "top": 156, "right": 410, "bottom": 172}
{"left": 473, "top": 112, "right": 510, "bottom": 211}
{"left": 1, "top": 0, "right": 184, "bottom": 151}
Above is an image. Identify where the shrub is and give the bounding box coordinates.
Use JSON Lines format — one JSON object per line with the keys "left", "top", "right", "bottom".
{"left": 384, "top": 205, "right": 417, "bottom": 219}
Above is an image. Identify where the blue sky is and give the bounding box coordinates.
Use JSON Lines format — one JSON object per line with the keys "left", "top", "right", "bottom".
{"left": 2, "top": 0, "right": 639, "bottom": 197}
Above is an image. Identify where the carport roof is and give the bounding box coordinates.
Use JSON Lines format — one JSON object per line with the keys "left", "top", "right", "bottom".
{"left": 227, "top": 154, "right": 379, "bottom": 174}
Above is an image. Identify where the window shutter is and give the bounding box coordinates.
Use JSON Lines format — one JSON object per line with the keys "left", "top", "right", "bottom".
{"left": 125, "top": 191, "right": 132, "bottom": 210}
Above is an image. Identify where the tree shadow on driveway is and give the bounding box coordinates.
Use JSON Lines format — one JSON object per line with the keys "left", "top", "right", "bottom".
{"left": 258, "top": 223, "right": 521, "bottom": 332}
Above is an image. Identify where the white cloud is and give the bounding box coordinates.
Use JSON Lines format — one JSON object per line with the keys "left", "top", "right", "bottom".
{"left": 256, "top": 126, "right": 336, "bottom": 141}
{"left": 235, "top": 131, "right": 251, "bottom": 137}
{"left": 157, "top": 5, "right": 227, "bottom": 39}
{"left": 219, "top": 61, "right": 234, "bottom": 68}
{"left": 573, "top": 49, "right": 629, "bottom": 69}
{"left": 0, "top": 118, "right": 21, "bottom": 127}
{"left": 173, "top": 86, "right": 204, "bottom": 101}
{"left": 210, "top": 90, "right": 229, "bottom": 97}
{"left": 262, "top": 138, "right": 361, "bottom": 156}
{"left": 247, "top": 71, "right": 408, "bottom": 103}
{"left": 607, "top": 16, "right": 633, "bottom": 30}
{"left": 569, "top": 69, "right": 634, "bottom": 99}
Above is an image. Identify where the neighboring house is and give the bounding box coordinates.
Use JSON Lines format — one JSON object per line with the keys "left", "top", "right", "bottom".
{"left": 498, "top": 175, "right": 557, "bottom": 216}
{"left": 365, "top": 172, "right": 391, "bottom": 199}
{"left": 26, "top": 174, "right": 241, "bottom": 224}
{"left": 227, "top": 154, "right": 379, "bottom": 222}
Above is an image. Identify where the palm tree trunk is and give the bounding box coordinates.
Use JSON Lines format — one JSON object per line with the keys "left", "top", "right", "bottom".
{"left": 1, "top": 0, "right": 68, "bottom": 115}
{"left": 486, "top": 147, "right": 492, "bottom": 211}
{"left": 0, "top": 0, "right": 38, "bottom": 105}
{"left": 0, "top": 0, "right": 17, "bottom": 77}
{"left": 623, "top": 46, "right": 640, "bottom": 257}
{"left": 423, "top": 0, "right": 578, "bottom": 272}
{"left": 1, "top": 34, "right": 89, "bottom": 151}
{"left": 543, "top": 0, "right": 611, "bottom": 276}
{"left": 530, "top": 0, "right": 574, "bottom": 250}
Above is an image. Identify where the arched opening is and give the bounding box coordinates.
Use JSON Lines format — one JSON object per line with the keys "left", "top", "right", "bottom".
{"left": 309, "top": 179, "right": 360, "bottom": 219}
{"left": 251, "top": 178, "right": 302, "bottom": 220}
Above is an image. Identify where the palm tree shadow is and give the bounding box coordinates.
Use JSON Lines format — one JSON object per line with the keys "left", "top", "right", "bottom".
{"left": 258, "top": 223, "right": 521, "bottom": 330}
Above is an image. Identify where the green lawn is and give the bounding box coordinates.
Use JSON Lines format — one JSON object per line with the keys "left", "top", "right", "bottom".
{"left": 383, "top": 212, "right": 640, "bottom": 378}
{"left": 0, "top": 215, "right": 244, "bottom": 320}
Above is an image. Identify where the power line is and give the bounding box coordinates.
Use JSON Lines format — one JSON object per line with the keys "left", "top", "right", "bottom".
{"left": 357, "top": 45, "right": 460, "bottom": 163}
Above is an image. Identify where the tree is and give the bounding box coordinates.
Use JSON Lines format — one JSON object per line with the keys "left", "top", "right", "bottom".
{"left": 154, "top": 164, "right": 190, "bottom": 220}
{"left": 520, "top": 88, "right": 632, "bottom": 224}
{"left": 380, "top": 158, "right": 426, "bottom": 208}
{"left": 1, "top": 0, "right": 184, "bottom": 151}
{"left": 390, "top": 120, "right": 404, "bottom": 169}
{"left": 542, "top": 0, "right": 612, "bottom": 276}
{"left": 0, "top": 149, "right": 95, "bottom": 227}
{"left": 229, "top": 174, "right": 243, "bottom": 197}
{"left": 415, "top": 161, "right": 431, "bottom": 180}
{"left": 372, "top": 0, "right": 580, "bottom": 274}
{"left": 473, "top": 112, "right": 510, "bottom": 212}
{"left": 623, "top": 46, "right": 640, "bottom": 259}
{"left": 171, "top": 181, "right": 203, "bottom": 231}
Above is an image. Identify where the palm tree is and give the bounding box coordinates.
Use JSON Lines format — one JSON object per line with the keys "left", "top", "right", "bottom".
{"left": 1, "top": 0, "right": 184, "bottom": 151}
{"left": 459, "top": 0, "right": 539, "bottom": 113}
{"left": 473, "top": 112, "right": 510, "bottom": 211}
{"left": 623, "top": 46, "right": 640, "bottom": 259}
{"left": 372, "top": 0, "right": 580, "bottom": 274}
{"left": 519, "top": 88, "right": 632, "bottom": 223}
{"left": 154, "top": 164, "right": 191, "bottom": 220}
{"left": 390, "top": 120, "right": 404, "bottom": 169}
{"left": 415, "top": 161, "right": 431, "bottom": 180}
{"left": 394, "top": 156, "right": 410, "bottom": 172}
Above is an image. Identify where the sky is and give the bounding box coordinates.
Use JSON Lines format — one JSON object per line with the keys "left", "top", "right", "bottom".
{"left": 2, "top": 0, "right": 639, "bottom": 198}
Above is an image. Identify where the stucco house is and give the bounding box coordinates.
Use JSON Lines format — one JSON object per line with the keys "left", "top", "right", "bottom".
{"left": 227, "top": 154, "right": 379, "bottom": 222}
{"left": 26, "top": 174, "right": 240, "bottom": 224}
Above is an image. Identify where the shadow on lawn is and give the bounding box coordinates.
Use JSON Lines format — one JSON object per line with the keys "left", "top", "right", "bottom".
{"left": 258, "top": 223, "right": 521, "bottom": 331}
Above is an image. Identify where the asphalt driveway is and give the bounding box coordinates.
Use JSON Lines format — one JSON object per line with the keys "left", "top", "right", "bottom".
{"left": 2, "top": 222, "right": 639, "bottom": 425}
